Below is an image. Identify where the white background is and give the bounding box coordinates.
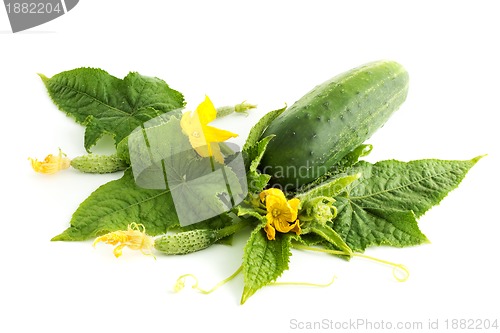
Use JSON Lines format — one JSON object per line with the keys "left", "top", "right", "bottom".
{"left": 1, "top": 1, "right": 499, "bottom": 332}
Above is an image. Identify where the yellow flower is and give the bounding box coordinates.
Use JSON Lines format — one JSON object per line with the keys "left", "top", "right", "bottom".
{"left": 93, "top": 223, "right": 155, "bottom": 258}
{"left": 180, "top": 96, "right": 238, "bottom": 164}
{"left": 28, "top": 148, "right": 71, "bottom": 174}
{"left": 260, "top": 188, "right": 301, "bottom": 240}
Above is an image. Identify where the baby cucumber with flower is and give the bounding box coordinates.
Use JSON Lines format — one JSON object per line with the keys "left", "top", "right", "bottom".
{"left": 260, "top": 60, "right": 409, "bottom": 188}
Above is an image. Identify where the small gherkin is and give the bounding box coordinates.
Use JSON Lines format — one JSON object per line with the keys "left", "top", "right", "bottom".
{"left": 70, "top": 154, "right": 128, "bottom": 173}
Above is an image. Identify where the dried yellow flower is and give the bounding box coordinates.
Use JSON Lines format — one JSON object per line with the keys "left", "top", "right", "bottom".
{"left": 29, "top": 148, "right": 70, "bottom": 174}
{"left": 93, "top": 223, "right": 155, "bottom": 258}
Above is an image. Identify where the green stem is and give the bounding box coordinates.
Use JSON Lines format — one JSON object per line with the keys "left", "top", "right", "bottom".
{"left": 216, "top": 106, "right": 235, "bottom": 118}
{"left": 253, "top": 207, "right": 267, "bottom": 215}
{"left": 271, "top": 276, "right": 336, "bottom": 288}
{"left": 292, "top": 243, "right": 409, "bottom": 282}
{"left": 174, "top": 265, "right": 243, "bottom": 294}
{"left": 309, "top": 222, "right": 352, "bottom": 256}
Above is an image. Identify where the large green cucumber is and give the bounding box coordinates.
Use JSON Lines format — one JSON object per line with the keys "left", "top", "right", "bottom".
{"left": 260, "top": 60, "right": 409, "bottom": 189}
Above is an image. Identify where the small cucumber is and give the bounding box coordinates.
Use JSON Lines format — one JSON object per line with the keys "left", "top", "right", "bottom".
{"left": 70, "top": 154, "right": 128, "bottom": 173}
{"left": 216, "top": 101, "right": 257, "bottom": 118}
{"left": 154, "top": 229, "right": 218, "bottom": 255}
{"left": 260, "top": 60, "right": 409, "bottom": 189}
{"left": 154, "top": 222, "right": 247, "bottom": 255}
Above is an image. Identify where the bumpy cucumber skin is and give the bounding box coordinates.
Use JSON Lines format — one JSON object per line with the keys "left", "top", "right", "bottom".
{"left": 154, "top": 229, "right": 218, "bottom": 255}
{"left": 260, "top": 60, "right": 409, "bottom": 188}
{"left": 70, "top": 154, "right": 128, "bottom": 173}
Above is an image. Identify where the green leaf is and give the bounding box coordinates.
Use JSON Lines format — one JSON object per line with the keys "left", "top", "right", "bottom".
{"left": 246, "top": 135, "right": 275, "bottom": 172}
{"left": 332, "top": 144, "right": 373, "bottom": 174}
{"left": 309, "top": 222, "right": 352, "bottom": 255}
{"left": 243, "top": 105, "right": 286, "bottom": 152}
{"left": 343, "top": 156, "right": 483, "bottom": 218}
{"left": 40, "top": 68, "right": 185, "bottom": 151}
{"left": 247, "top": 172, "right": 271, "bottom": 195}
{"left": 331, "top": 156, "right": 483, "bottom": 252}
{"left": 296, "top": 233, "right": 324, "bottom": 246}
{"left": 244, "top": 135, "right": 275, "bottom": 193}
{"left": 239, "top": 106, "right": 286, "bottom": 194}
{"left": 298, "top": 144, "right": 372, "bottom": 192}
{"left": 296, "top": 173, "right": 361, "bottom": 202}
{"left": 332, "top": 201, "right": 428, "bottom": 252}
{"left": 237, "top": 206, "right": 267, "bottom": 223}
{"left": 51, "top": 169, "right": 179, "bottom": 241}
{"left": 241, "top": 227, "right": 292, "bottom": 304}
